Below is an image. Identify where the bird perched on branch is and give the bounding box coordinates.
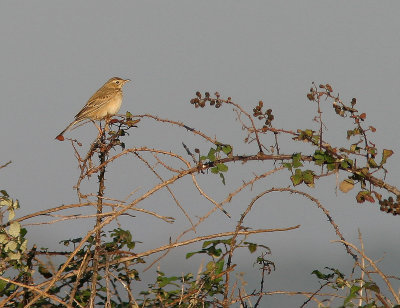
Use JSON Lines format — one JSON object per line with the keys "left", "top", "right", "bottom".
{"left": 56, "top": 77, "right": 130, "bottom": 140}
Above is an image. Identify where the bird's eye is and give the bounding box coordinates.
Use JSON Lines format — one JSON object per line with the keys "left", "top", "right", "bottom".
{"left": 115, "top": 81, "right": 120, "bottom": 84}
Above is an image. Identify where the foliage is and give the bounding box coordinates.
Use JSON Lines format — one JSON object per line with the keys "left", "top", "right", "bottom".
{"left": 0, "top": 83, "right": 399, "bottom": 307}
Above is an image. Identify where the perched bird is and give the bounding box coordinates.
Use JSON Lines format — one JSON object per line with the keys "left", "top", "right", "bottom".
{"left": 56, "top": 77, "right": 130, "bottom": 139}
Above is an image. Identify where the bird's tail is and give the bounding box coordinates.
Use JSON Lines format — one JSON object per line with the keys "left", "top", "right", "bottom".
{"left": 55, "top": 120, "right": 78, "bottom": 140}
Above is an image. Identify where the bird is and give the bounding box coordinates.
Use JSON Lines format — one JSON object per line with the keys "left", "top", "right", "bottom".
{"left": 56, "top": 77, "right": 130, "bottom": 139}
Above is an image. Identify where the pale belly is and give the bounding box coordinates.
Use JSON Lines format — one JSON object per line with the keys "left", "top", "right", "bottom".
{"left": 92, "top": 97, "right": 122, "bottom": 120}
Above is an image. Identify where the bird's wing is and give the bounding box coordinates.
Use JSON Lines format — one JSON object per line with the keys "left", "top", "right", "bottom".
{"left": 74, "top": 90, "right": 117, "bottom": 120}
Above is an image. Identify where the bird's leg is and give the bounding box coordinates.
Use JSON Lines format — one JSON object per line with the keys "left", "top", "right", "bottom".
{"left": 104, "top": 116, "right": 111, "bottom": 132}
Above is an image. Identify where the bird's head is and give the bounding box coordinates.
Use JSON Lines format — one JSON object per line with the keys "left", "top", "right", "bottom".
{"left": 107, "top": 77, "right": 130, "bottom": 89}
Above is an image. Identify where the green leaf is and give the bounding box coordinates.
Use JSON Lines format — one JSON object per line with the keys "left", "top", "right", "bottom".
{"left": 283, "top": 162, "right": 292, "bottom": 170}
{"left": 314, "top": 159, "right": 324, "bottom": 166}
{"left": 215, "top": 259, "right": 224, "bottom": 274}
{"left": 202, "top": 240, "right": 214, "bottom": 248}
{"left": 186, "top": 252, "right": 197, "bottom": 259}
{"left": 313, "top": 150, "right": 325, "bottom": 165}
{"left": 158, "top": 276, "right": 179, "bottom": 288}
{"left": 340, "top": 160, "right": 349, "bottom": 169}
{"left": 211, "top": 166, "right": 219, "bottom": 174}
{"left": 217, "top": 163, "right": 228, "bottom": 172}
{"left": 247, "top": 243, "right": 257, "bottom": 253}
{"left": 208, "top": 148, "right": 216, "bottom": 162}
{"left": 324, "top": 154, "right": 335, "bottom": 164}
{"left": 327, "top": 163, "right": 336, "bottom": 171}
{"left": 312, "top": 135, "right": 320, "bottom": 144}
{"left": 346, "top": 159, "right": 353, "bottom": 167}
{"left": 20, "top": 228, "right": 27, "bottom": 237}
{"left": 344, "top": 285, "right": 361, "bottom": 304}
{"left": 127, "top": 241, "right": 135, "bottom": 250}
{"left": 207, "top": 246, "right": 222, "bottom": 257}
{"left": 222, "top": 145, "right": 232, "bottom": 155}
{"left": 311, "top": 270, "right": 334, "bottom": 280}
{"left": 304, "top": 129, "right": 313, "bottom": 137}
{"left": 292, "top": 160, "right": 303, "bottom": 168}
{"left": 290, "top": 169, "right": 303, "bottom": 186}
{"left": 364, "top": 282, "right": 380, "bottom": 293}
{"left": 0, "top": 279, "right": 7, "bottom": 292}
{"left": 314, "top": 154, "right": 325, "bottom": 161}
{"left": 302, "top": 170, "right": 315, "bottom": 188}
{"left": 205, "top": 261, "right": 216, "bottom": 272}
{"left": 292, "top": 153, "right": 303, "bottom": 168}
{"left": 219, "top": 173, "right": 226, "bottom": 185}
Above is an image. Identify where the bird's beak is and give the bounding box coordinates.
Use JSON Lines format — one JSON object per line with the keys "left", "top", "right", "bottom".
{"left": 124, "top": 79, "right": 131, "bottom": 84}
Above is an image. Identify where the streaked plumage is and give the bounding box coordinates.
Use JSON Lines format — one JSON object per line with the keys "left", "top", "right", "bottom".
{"left": 56, "top": 77, "right": 130, "bottom": 138}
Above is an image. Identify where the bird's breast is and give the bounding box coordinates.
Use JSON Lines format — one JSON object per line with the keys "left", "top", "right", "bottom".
{"left": 106, "top": 93, "right": 123, "bottom": 116}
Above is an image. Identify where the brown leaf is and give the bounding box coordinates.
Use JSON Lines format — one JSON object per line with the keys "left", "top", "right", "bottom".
{"left": 109, "top": 119, "right": 120, "bottom": 124}
{"left": 339, "top": 179, "right": 354, "bottom": 193}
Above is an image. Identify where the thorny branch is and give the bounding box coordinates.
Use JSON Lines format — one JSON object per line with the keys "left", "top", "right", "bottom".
{"left": 5, "top": 83, "right": 400, "bottom": 307}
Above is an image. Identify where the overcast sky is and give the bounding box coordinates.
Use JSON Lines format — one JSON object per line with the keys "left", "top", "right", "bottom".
{"left": 1, "top": 2, "right": 400, "bottom": 306}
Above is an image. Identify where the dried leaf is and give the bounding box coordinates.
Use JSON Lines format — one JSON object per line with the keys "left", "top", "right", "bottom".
{"left": 339, "top": 179, "right": 354, "bottom": 193}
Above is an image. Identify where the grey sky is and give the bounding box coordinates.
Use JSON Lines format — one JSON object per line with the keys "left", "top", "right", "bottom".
{"left": 1, "top": 2, "right": 400, "bottom": 306}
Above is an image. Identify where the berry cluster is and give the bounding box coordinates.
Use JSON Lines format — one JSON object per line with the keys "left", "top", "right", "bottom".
{"left": 253, "top": 100, "right": 274, "bottom": 131}
{"left": 190, "top": 91, "right": 229, "bottom": 108}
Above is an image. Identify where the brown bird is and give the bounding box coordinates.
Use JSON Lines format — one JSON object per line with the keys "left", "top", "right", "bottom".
{"left": 56, "top": 77, "right": 130, "bottom": 139}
